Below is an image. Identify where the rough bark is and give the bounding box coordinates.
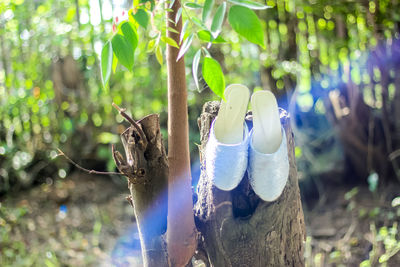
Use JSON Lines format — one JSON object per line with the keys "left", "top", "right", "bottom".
{"left": 166, "top": 1, "right": 197, "bottom": 266}
{"left": 194, "top": 101, "right": 306, "bottom": 267}
{"left": 112, "top": 114, "right": 168, "bottom": 267}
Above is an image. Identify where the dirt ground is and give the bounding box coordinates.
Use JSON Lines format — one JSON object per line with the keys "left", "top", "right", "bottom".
{"left": 302, "top": 176, "right": 400, "bottom": 267}
{"left": 0, "top": 173, "right": 141, "bottom": 266}
{"left": 1, "top": 171, "right": 399, "bottom": 266}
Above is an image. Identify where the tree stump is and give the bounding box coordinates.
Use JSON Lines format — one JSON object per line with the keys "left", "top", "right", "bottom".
{"left": 194, "top": 101, "right": 306, "bottom": 267}
{"left": 112, "top": 114, "right": 169, "bottom": 267}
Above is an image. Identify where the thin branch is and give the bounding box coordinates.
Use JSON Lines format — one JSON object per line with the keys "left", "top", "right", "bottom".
{"left": 112, "top": 102, "right": 136, "bottom": 125}
{"left": 176, "top": 0, "right": 195, "bottom": 27}
{"left": 112, "top": 102, "right": 146, "bottom": 143}
{"left": 57, "top": 148, "right": 124, "bottom": 176}
{"left": 175, "top": 0, "right": 209, "bottom": 48}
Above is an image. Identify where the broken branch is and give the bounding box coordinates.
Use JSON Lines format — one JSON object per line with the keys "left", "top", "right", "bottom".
{"left": 112, "top": 102, "right": 146, "bottom": 143}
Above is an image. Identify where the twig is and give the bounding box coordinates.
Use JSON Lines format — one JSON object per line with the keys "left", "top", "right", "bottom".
{"left": 176, "top": 0, "right": 195, "bottom": 29}
{"left": 112, "top": 102, "right": 146, "bottom": 143}
{"left": 339, "top": 219, "right": 357, "bottom": 244}
{"left": 56, "top": 148, "right": 124, "bottom": 176}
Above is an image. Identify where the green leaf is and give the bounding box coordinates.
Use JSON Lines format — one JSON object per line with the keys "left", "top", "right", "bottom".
{"left": 228, "top": 5, "right": 265, "bottom": 48}
{"left": 202, "top": 56, "right": 225, "bottom": 99}
{"left": 180, "top": 20, "right": 189, "bottom": 44}
{"left": 175, "top": 7, "right": 182, "bottom": 24}
{"left": 156, "top": 45, "right": 163, "bottom": 65}
{"left": 177, "top": 33, "right": 194, "bottom": 61}
{"left": 120, "top": 22, "right": 138, "bottom": 50}
{"left": 161, "top": 36, "right": 179, "bottom": 48}
{"left": 192, "top": 49, "right": 201, "bottom": 91}
{"left": 147, "top": 39, "right": 156, "bottom": 52}
{"left": 166, "top": 26, "right": 179, "bottom": 34}
{"left": 184, "top": 2, "right": 203, "bottom": 9}
{"left": 192, "top": 17, "right": 207, "bottom": 29}
{"left": 133, "top": 9, "right": 149, "bottom": 29}
{"left": 100, "top": 41, "right": 113, "bottom": 86}
{"left": 227, "top": 0, "right": 270, "bottom": 10}
{"left": 197, "top": 30, "right": 227, "bottom": 43}
{"left": 112, "top": 53, "right": 118, "bottom": 73}
{"left": 141, "top": 0, "right": 155, "bottom": 11}
{"left": 211, "top": 2, "right": 226, "bottom": 39}
{"left": 111, "top": 34, "right": 135, "bottom": 70}
{"left": 379, "top": 254, "right": 390, "bottom": 263}
{"left": 202, "top": 0, "right": 214, "bottom": 22}
{"left": 392, "top": 197, "right": 400, "bottom": 207}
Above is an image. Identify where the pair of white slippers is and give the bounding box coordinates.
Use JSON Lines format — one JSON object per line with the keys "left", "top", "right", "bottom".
{"left": 205, "top": 84, "right": 289, "bottom": 202}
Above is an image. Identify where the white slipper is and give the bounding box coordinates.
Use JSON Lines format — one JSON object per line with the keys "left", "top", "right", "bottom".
{"left": 248, "top": 90, "right": 289, "bottom": 201}
{"left": 205, "top": 84, "right": 250, "bottom": 191}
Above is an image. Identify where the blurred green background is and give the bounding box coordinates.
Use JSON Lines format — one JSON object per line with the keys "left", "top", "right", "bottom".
{"left": 1, "top": 0, "right": 400, "bottom": 266}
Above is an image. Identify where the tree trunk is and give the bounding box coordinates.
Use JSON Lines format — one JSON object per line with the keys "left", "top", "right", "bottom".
{"left": 194, "top": 101, "right": 306, "bottom": 267}
{"left": 166, "top": 1, "right": 197, "bottom": 266}
{"left": 112, "top": 114, "right": 168, "bottom": 267}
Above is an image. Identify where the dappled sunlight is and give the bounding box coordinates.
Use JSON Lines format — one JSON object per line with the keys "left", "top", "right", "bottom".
{"left": 1, "top": 0, "right": 400, "bottom": 265}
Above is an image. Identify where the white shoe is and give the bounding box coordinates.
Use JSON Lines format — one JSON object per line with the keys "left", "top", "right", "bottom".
{"left": 248, "top": 90, "right": 289, "bottom": 201}
{"left": 205, "top": 84, "right": 250, "bottom": 191}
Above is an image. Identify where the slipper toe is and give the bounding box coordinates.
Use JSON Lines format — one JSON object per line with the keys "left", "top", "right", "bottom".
{"left": 206, "top": 120, "right": 249, "bottom": 191}
{"left": 248, "top": 128, "right": 289, "bottom": 201}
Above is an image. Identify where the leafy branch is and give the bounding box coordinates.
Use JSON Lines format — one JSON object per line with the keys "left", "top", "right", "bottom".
{"left": 100, "top": 0, "right": 270, "bottom": 99}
